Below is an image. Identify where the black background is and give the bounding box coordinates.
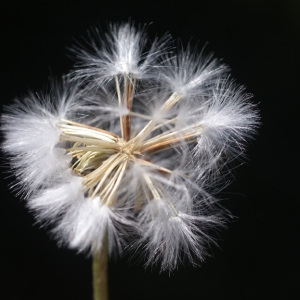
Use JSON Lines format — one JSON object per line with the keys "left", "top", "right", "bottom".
{"left": 0, "top": 0, "right": 299, "bottom": 299}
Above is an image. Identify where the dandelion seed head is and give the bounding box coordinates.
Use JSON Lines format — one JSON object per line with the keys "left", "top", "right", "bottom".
{"left": 1, "top": 22, "right": 259, "bottom": 271}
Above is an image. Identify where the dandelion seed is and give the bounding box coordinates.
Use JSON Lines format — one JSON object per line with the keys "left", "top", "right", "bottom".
{"left": 1, "top": 22, "right": 259, "bottom": 273}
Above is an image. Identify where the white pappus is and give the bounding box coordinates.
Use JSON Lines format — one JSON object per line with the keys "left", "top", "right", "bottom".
{"left": 1, "top": 22, "right": 259, "bottom": 271}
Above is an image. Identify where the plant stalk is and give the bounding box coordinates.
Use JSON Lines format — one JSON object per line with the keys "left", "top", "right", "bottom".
{"left": 93, "top": 234, "right": 108, "bottom": 300}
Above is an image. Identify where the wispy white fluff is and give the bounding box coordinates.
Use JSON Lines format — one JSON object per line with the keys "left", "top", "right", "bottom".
{"left": 2, "top": 95, "right": 65, "bottom": 195}
{"left": 71, "top": 22, "right": 171, "bottom": 84}
{"left": 55, "top": 196, "right": 134, "bottom": 255}
{"left": 196, "top": 79, "right": 259, "bottom": 158}
{"left": 1, "top": 78, "right": 85, "bottom": 196}
{"left": 28, "top": 175, "right": 83, "bottom": 222}
{"left": 1, "top": 22, "right": 259, "bottom": 271}
{"left": 138, "top": 199, "right": 219, "bottom": 271}
{"left": 160, "top": 46, "right": 228, "bottom": 98}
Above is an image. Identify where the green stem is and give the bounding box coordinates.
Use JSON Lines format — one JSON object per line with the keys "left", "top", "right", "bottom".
{"left": 93, "top": 234, "right": 108, "bottom": 300}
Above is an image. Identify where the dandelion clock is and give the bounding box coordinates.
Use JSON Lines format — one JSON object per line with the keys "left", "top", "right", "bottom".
{"left": 1, "top": 22, "right": 259, "bottom": 300}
